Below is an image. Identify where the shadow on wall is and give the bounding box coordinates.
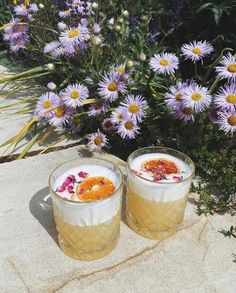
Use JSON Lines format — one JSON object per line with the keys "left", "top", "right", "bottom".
{"left": 29, "top": 187, "right": 59, "bottom": 246}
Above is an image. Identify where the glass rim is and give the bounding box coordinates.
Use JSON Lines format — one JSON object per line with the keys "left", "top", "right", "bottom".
{"left": 48, "top": 157, "right": 124, "bottom": 205}
{"left": 127, "top": 146, "right": 195, "bottom": 185}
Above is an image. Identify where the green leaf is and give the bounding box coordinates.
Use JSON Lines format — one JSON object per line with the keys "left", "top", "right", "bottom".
{"left": 196, "top": 3, "right": 213, "bottom": 13}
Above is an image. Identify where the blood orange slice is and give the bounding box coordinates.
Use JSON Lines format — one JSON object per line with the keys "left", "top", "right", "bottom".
{"left": 76, "top": 176, "right": 115, "bottom": 201}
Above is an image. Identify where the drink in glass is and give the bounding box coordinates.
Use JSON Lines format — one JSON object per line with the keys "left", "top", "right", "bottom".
{"left": 126, "top": 147, "right": 195, "bottom": 240}
{"left": 49, "top": 158, "right": 123, "bottom": 260}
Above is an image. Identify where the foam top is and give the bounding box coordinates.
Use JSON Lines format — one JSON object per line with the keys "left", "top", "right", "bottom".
{"left": 130, "top": 153, "right": 191, "bottom": 183}
{"left": 54, "top": 164, "right": 119, "bottom": 202}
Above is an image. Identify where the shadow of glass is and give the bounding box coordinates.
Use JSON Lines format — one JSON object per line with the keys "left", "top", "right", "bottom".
{"left": 29, "top": 187, "right": 58, "bottom": 246}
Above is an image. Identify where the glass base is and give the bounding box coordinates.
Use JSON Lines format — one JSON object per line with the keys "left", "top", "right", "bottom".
{"left": 126, "top": 186, "right": 187, "bottom": 240}
{"left": 55, "top": 213, "right": 120, "bottom": 261}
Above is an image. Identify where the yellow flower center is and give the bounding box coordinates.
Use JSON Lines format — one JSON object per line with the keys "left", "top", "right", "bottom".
{"left": 191, "top": 93, "right": 202, "bottom": 101}
{"left": 16, "top": 27, "right": 24, "bottom": 33}
{"left": 117, "top": 113, "right": 123, "bottom": 119}
{"left": 70, "top": 90, "right": 80, "bottom": 99}
{"left": 227, "top": 64, "right": 236, "bottom": 73}
{"left": 55, "top": 105, "right": 66, "bottom": 118}
{"left": 128, "top": 104, "right": 139, "bottom": 114}
{"left": 183, "top": 107, "right": 194, "bottom": 115}
{"left": 117, "top": 66, "right": 125, "bottom": 73}
{"left": 228, "top": 116, "right": 236, "bottom": 126}
{"left": 43, "top": 100, "right": 51, "bottom": 109}
{"left": 68, "top": 29, "right": 80, "bottom": 38}
{"left": 22, "top": 6, "right": 27, "bottom": 11}
{"left": 108, "top": 82, "right": 118, "bottom": 91}
{"left": 94, "top": 136, "right": 102, "bottom": 145}
{"left": 192, "top": 47, "right": 202, "bottom": 55}
{"left": 226, "top": 94, "right": 236, "bottom": 104}
{"left": 125, "top": 121, "right": 134, "bottom": 130}
{"left": 159, "top": 59, "right": 169, "bottom": 66}
{"left": 175, "top": 93, "right": 183, "bottom": 101}
{"left": 64, "top": 9, "right": 70, "bottom": 15}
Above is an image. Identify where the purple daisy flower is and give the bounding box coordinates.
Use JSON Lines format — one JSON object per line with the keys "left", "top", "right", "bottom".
{"left": 110, "top": 106, "right": 127, "bottom": 124}
{"left": 28, "top": 4, "right": 39, "bottom": 13}
{"left": 102, "top": 118, "right": 114, "bottom": 132}
{"left": 9, "top": 35, "right": 29, "bottom": 52}
{"left": 43, "top": 41, "right": 61, "bottom": 54}
{"left": 164, "top": 82, "right": 187, "bottom": 110}
{"left": 92, "top": 23, "right": 102, "bottom": 34}
{"left": 14, "top": 4, "right": 29, "bottom": 16}
{"left": 149, "top": 53, "right": 179, "bottom": 75}
{"left": 115, "top": 63, "right": 126, "bottom": 75}
{"left": 182, "top": 84, "right": 211, "bottom": 112}
{"left": 98, "top": 72, "right": 127, "bottom": 102}
{"left": 35, "top": 92, "right": 60, "bottom": 118}
{"left": 116, "top": 117, "right": 140, "bottom": 139}
{"left": 47, "top": 82, "right": 57, "bottom": 91}
{"left": 61, "top": 83, "right": 89, "bottom": 108}
{"left": 120, "top": 95, "right": 148, "bottom": 122}
{"left": 214, "top": 84, "right": 236, "bottom": 111}
{"left": 57, "top": 22, "right": 67, "bottom": 31}
{"left": 48, "top": 103, "right": 74, "bottom": 127}
{"left": 174, "top": 105, "right": 195, "bottom": 122}
{"left": 88, "top": 101, "right": 109, "bottom": 117}
{"left": 59, "top": 9, "right": 71, "bottom": 18}
{"left": 216, "top": 53, "right": 236, "bottom": 82}
{"left": 87, "top": 129, "right": 108, "bottom": 152}
{"left": 217, "top": 109, "right": 236, "bottom": 134}
{"left": 59, "top": 26, "right": 89, "bottom": 47}
{"left": 181, "top": 40, "right": 214, "bottom": 63}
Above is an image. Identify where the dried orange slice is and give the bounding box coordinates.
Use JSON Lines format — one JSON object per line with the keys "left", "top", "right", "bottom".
{"left": 76, "top": 176, "right": 115, "bottom": 201}
{"left": 142, "top": 158, "right": 179, "bottom": 176}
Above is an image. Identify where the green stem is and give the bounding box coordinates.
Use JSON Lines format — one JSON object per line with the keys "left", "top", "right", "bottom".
{"left": 194, "top": 62, "right": 198, "bottom": 80}
{"left": 209, "top": 77, "right": 220, "bottom": 93}
{"left": 29, "top": 24, "right": 58, "bottom": 34}
{"left": 204, "top": 48, "right": 234, "bottom": 83}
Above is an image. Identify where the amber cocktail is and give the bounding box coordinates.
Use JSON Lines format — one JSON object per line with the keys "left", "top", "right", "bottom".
{"left": 49, "top": 158, "right": 123, "bottom": 260}
{"left": 126, "top": 147, "right": 195, "bottom": 240}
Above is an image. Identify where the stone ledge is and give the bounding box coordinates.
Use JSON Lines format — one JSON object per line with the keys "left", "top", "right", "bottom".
{"left": 0, "top": 146, "right": 235, "bottom": 293}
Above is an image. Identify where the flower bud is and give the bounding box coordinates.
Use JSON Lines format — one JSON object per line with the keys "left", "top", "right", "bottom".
{"left": 108, "top": 18, "right": 114, "bottom": 25}
{"left": 118, "top": 17, "right": 124, "bottom": 24}
{"left": 127, "top": 60, "right": 134, "bottom": 68}
{"left": 139, "top": 52, "right": 147, "bottom": 61}
{"left": 91, "top": 36, "right": 102, "bottom": 46}
{"left": 114, "top": 25, "right": 121, "bottom": 32}
{"left": 92, "top": 2, "right": 98, "bottom": 10}
{"left": 122, "top": 10, "right": 129, "bottom": 17}
{"left": 38, "top": 3, "right": 45, "bottom": 9}
{"left": 46, "top": 63, "right": 55, "bottom": 71}
{"left": 141, "top": 15, "right": 149, "bottom": 21}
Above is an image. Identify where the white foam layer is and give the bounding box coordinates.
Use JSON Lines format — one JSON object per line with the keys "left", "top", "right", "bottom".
{"left": 52, "top": 165, "right": 122, "bottom": 226}
{"left": 129, "top": 153, "right": 193, "bottom": 202}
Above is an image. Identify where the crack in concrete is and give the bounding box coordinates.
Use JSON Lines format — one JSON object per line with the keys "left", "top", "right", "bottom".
{"left": 50, "top": 217, "right": 203, "bottom": 292}
{"left": 51, "top": 241, "right": 165, "bottom": 292}
{"left": 8, "top": 258, "right": 30, "bottom": 293}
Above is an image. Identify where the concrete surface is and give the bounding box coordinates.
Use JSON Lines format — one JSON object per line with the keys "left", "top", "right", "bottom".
{"left": 0, "top": 146, "right": 235, "bottom": 293}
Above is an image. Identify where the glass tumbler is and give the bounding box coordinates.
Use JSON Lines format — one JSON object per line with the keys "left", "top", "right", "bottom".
{"left": 126, "top": 147, "right": 195, "bottom": 240}
{"left": 49, "top": 158, "right": 123, "bottom": 260}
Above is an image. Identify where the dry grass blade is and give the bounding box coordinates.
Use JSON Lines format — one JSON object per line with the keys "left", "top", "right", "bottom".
{"left": 16, "top": 131, "right": 42, "bottom": 160}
